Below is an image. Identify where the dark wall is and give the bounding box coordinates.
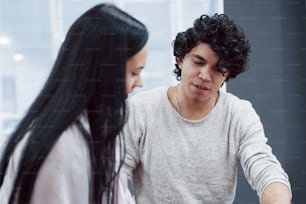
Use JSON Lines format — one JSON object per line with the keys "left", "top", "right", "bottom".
{"left": 224, "top": 0, "right": 306, "bottom": 203}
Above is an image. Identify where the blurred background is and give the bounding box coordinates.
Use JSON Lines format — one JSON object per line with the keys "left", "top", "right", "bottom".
{"left": 0, "top": 0, "right": 305, "bottom": 203}
{"left": 0, "top": 0, "right": 223, "bottom": 138}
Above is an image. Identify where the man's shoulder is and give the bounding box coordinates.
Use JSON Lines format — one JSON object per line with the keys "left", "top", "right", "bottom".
{"left": 129, "top": 86, "right": 168, "bottom": 104}
{"left": 219, "top": 90, "right": 253, "bottom": 112}
{"left": 126, "top": 86, "right": 169, "bottom": 122}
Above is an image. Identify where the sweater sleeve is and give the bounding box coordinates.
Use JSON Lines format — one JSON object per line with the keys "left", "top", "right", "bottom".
{"left": 120, "top": 98, "right": 144, "bottom": 177}
{"left": 116, "top": 129, "right": 136, "bottom": 204}
{"left": 236, "top": 101, "right": 291, "bottom": 200}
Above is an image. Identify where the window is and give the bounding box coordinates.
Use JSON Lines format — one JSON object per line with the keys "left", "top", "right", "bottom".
{"left": 1, "top": 76, "right": 16, "bottom": 112}
{"left": 0, "top": 0, "right": 223, "bottom": 136}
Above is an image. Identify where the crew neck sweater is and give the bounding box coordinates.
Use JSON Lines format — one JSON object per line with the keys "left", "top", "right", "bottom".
{"left": 121, "top": 86, "right": 291, "bottom": 204}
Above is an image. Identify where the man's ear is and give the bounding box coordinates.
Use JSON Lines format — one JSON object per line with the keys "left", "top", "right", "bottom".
{"left": 176, "top": 57, "right": 182, "bottom": 69}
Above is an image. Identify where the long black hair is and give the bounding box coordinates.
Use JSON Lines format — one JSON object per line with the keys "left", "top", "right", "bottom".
{"left": 0, "top": 3, "right": 148, "bottom": 204}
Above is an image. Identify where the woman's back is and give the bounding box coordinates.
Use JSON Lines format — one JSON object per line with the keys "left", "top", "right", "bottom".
{"left": 0, "top": 116, "right": 91, "bottom": 203}
{"left": 0, "top": 3, "right": 148, "bottom": 203}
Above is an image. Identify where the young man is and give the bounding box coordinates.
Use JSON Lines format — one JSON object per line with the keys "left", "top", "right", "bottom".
{"left": 120, "top": 14, "right": 291, "bottom": 203}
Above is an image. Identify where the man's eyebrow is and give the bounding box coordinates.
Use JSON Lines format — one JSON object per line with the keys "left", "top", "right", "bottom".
{"left": 191, "top": 54, "right": 206, "bottom": 61}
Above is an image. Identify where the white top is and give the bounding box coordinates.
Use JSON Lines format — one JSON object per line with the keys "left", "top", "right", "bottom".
{"left": 0, "top": 116, "right": 133, "bottom": 204}
{"left": 120, "top": 86, "right": 291, "bottom": 204}
{"left": 0, "top": 117, "right": 91, "bottom": 204}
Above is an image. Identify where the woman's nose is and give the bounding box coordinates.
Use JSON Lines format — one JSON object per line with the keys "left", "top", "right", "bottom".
{"left": 136, "top": 77, "right": 143, "bottom": 87}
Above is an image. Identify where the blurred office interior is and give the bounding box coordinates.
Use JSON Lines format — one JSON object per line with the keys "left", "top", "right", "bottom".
{"left": 0, "top": 0, "right": 305, "bottom": 203}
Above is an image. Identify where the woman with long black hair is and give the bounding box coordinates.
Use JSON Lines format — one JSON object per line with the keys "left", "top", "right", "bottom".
{"left": 0, "top": 3, "right": 148, "bottom": 204}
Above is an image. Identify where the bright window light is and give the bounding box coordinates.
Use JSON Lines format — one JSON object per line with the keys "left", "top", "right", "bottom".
{"left": 0, "top": 36, "right": 11, "bottom": 45}
{"left": 13, "top": 54, "right": 24, "bottom": 61}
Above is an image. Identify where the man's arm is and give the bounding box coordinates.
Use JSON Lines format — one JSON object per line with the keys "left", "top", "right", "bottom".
{"left": 261, "top": 182, "right": 291, "bottom": 204}
{"left": 236, "top": 101, "right": 292, "bottom": 202}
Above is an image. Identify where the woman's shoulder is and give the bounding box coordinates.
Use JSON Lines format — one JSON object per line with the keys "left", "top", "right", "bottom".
{"left": 31, "top": 120, "right": 91, "bottom": 203}
{"left": 51, "top": 119, "right": 90, "bottom": 163}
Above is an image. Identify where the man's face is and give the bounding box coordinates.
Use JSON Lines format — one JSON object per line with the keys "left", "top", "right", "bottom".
{"left": 177, "top": 42, "right": 227, "bottom": 104}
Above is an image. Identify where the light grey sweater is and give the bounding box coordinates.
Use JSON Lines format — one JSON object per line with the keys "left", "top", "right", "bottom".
{"left": 121, "top": 86, "right": 291, "bottom": 204}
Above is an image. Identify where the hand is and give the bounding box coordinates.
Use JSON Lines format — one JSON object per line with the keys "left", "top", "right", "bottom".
{"left": 261, "top": 182, "right": 291, "bottom": 204}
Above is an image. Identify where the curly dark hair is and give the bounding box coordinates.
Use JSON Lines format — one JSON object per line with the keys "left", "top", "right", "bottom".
{"left": 172, "top": 13, "right": 251, "bottom": 81}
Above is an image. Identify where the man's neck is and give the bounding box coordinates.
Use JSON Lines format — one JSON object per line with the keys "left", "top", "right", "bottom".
{"left": 168, "top": 85, "right": 218, "bottom": 120}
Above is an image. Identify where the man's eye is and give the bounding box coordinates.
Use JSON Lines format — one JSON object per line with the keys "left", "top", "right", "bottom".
{"left": 194, "top": 61, "right": 203, "bottom": 65}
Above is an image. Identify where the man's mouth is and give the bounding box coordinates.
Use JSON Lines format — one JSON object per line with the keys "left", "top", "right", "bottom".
{"left": 194, "top": 84, "right": 209, "bottom": 90}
